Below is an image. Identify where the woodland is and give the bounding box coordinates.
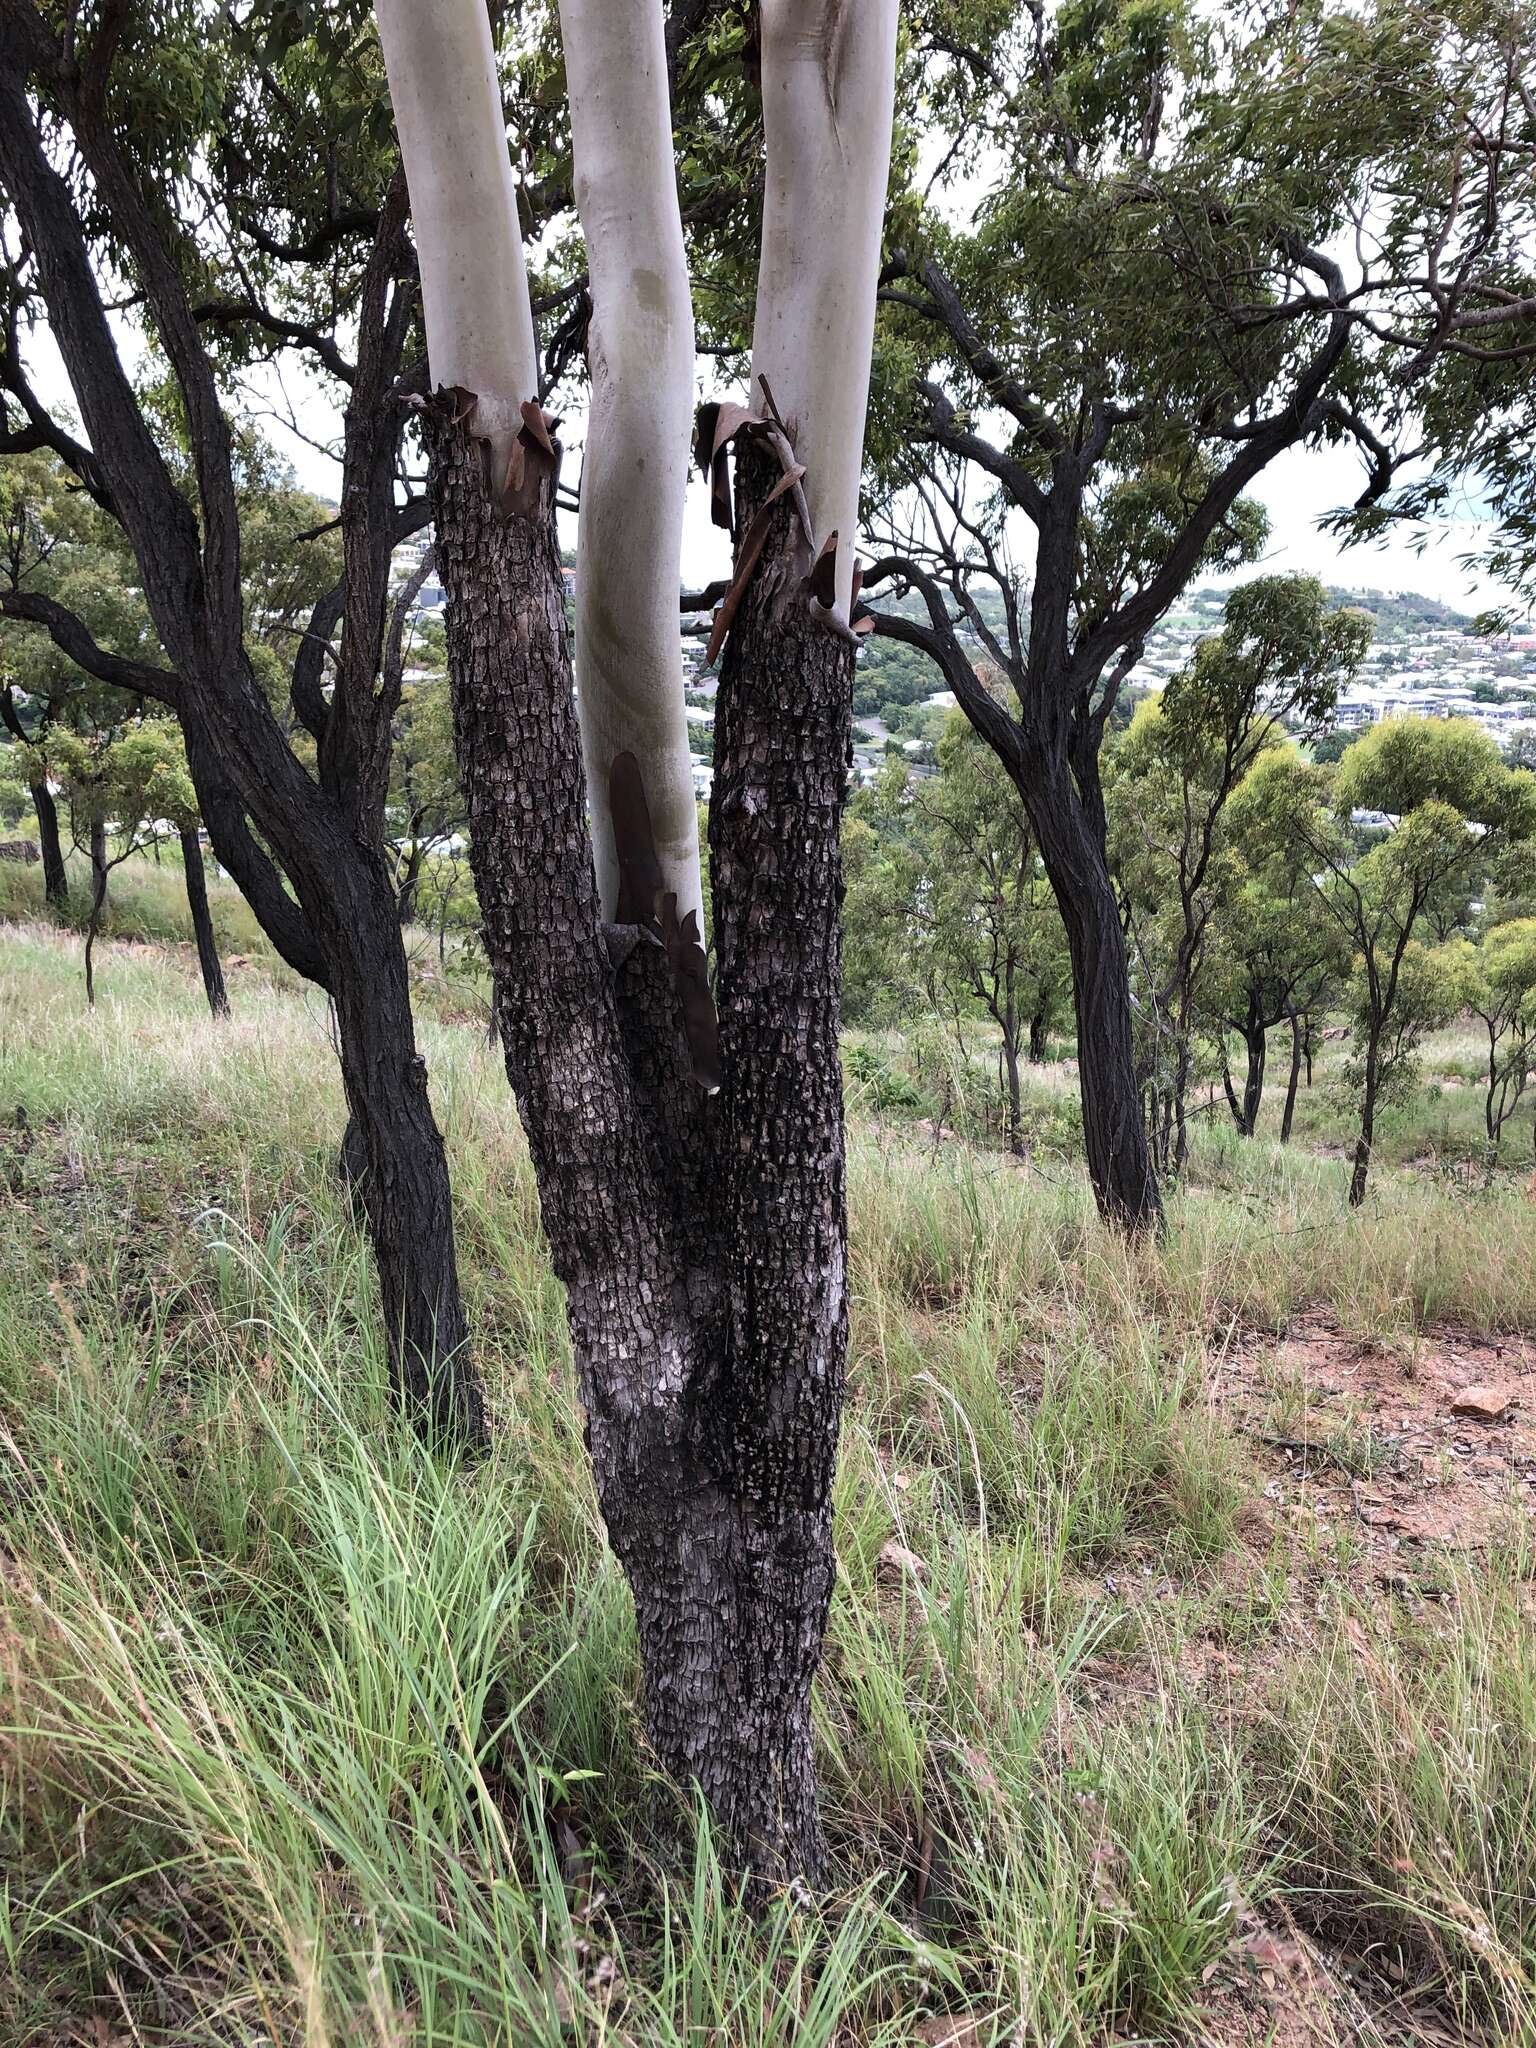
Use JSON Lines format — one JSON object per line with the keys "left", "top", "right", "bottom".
{"left": 1, "top": 2, "right": 1535, "bottom": 2043}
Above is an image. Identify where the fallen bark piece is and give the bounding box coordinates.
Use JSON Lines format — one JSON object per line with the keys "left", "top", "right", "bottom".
{"left": 1449, "top": 1385, "right": 1515, "bottom": 1421}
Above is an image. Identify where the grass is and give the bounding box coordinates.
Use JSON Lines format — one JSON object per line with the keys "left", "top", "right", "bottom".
{"left": 1, "top": 897, "right": 1534, "bottom": 2044}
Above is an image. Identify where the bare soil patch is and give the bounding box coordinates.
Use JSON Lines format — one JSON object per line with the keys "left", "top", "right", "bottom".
{"left": 1216, "top": 1313, "right": 1533, "bottom": 1580}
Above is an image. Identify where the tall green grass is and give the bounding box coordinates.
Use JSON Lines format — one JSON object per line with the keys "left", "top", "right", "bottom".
{"left": 1, "top": 918, "right": 1533, "bottom": 2042}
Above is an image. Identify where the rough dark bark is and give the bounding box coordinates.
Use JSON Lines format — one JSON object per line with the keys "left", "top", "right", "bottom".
{"left": 1029, "top": 1006, "right": 1049, "bottom": 1063}
{"left": 1238, "top": 998, "right": 1267, "bottom": 1137}
{"left": 30, "top": 780, "right": 68, "bottom": 907}
{"left": 1281, "top": 1007, "right": 1302, "bottom": 1145}
{"left": 1002, "top": 1019, "right": 1024, "bottom": 1153}
{"left": 427, "top": 404, "right": 849, "bottom": 1882}
{"left": 1024, "top": 756, "right": 1161, "bottom": 1227}
{"left": 0, "top": 61, "right": 484, "bottom": 1446}
{"left": 700, "top": 442, "right": 851, "bottom": 1879}
{"left": 1349, "top": 1031, "right": 1380, "bottom": 1208}
{"left": 88, "top": 813, "right": 109, "bottom": 911}
{"left": 179, "top": 825, "right": 228, "bottom": 1017}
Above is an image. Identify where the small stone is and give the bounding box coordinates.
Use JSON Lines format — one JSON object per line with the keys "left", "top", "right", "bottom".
{"left": 877, "top": 1540, "right": 925, "bottom": 1583}
{"left": 1450, "top": 1386, "right": 1515, "bottom": 1421}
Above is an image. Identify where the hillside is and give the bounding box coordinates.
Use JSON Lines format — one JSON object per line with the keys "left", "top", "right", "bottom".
{"left": 1, "top": 878, "right": 1533, "bottom": 2046}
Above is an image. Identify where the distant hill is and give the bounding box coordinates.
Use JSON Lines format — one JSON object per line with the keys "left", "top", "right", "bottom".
{"left": 1188, "top": 585, "right": 1477, "bottom": 638}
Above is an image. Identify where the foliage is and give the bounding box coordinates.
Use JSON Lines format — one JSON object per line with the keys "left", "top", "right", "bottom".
{"left": 845, "top": 718, "right": 1070, "bottom": 1144}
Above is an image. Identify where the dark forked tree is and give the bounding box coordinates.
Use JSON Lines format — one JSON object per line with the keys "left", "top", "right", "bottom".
{"left": 0, "top": 3, "right": 484, "bottom": 1443}
{"left": 373, "top": 0, "right": 897, "bottom": 1879}
{"left": 858, "top": 0, "right": 1536, "bottom": 1228}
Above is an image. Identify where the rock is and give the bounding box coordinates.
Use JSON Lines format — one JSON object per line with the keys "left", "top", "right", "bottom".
{"left": 877, "top": 1540, "right": 925, "bottom": 1584}
{"left": 1449, "top": 1386, "right": 1515, "bottom": 1421}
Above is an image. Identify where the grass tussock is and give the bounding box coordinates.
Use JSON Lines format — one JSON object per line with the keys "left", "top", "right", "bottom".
{"left": 1, "top": 914, "right": 1534, "bottom": 2043}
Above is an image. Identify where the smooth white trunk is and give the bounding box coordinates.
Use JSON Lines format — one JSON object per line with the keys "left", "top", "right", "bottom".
{"left": 558, "top": 0, "right": 703, "bottom": 927}
{"left": 374, "top": 0, "right": 538, "bottom": 478}
{"left": 751, "top": 0, "right": 899, "bottom": 616}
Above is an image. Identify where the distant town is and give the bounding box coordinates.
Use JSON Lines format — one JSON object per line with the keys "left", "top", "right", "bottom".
{"left": 390, "top": 529, "right": 1536, "bottom": 800}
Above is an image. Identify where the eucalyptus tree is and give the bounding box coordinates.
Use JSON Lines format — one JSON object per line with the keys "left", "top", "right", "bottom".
{"left": 1469, "top": 917, "right": 1536, "bottom": 1164}
{"left": 0, "top": 3, "right": 486, "bottom": 1442}
{"left": 372, "top": 0, "right": 897, "bottom": 1879}
{"left": 857, "top": 0, "right": 1536, "bottom": 1228}
{"left": 1297, "top": 718, "right": 1536, "bottom": 1204}
{"left": 1107, "top": 578, "right": 1368, "bottom": 1171}
{"left": 1206, "top": 749, "right": 1351, "bottom": 1145}
{"left": 859, "top": 714, "right": 1070, "bottom": 1149}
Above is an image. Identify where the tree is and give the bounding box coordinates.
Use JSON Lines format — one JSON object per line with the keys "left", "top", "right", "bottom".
{"left": 1469, "top": 917, "right": 1536, "bottom": 1164}
{"left": 862, "top": 715, "right": 1069, "bottom": 1149}
{"left": 1108, "top": 578, "right": 1369, "bottom": 1171}
{"left": 854, "top": 0, "right": 1535, "bottom": 1230}
{"left": 0, "top": 6, "right": 486, "bottom": 1442}
{"left": 48, "top": 718, "right": 194, "bottom": 1005}
{"left": 371, "top": 0, "right": 897, "bottom": 1878}
{"left": 1301, "top": 717, "right": 1536, "bottom": 1204}
{"left": 3, "top": 439, "right": 337, "bottom": 1006}
{"left": 1206, "top": 750, "right": 1351, "bottom": 1145}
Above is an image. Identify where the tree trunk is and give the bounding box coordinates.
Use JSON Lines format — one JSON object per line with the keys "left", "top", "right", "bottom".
{"left": 1239, "top": 998, "right": 1267, "bottom": 1137}
{"left": 180, "top": 826, "right": 229, "bottom": 1018}
{"left": 1220, "top": 1040, "right": 1244, "bottom": 1132}
{"left": 1348, "top": 1032, "right": 1380, "bottom": 1208}
{"left": 429, "top": 400, "right": 850, "bottom": 1882}
{"left": 1002, "top": 1019, "right": 1024, "bottom": 1154}
{"left": 1280, "top": 1006, "right": 1302, "bottom": 1144}
{"left": 396, "top": 831, "right": 426, "bottom": 926}
{"left": 1304, "top": 1017, "right": 1315, "bottom": 1088}
{"left": 89, "top": 814, "right": 109, "bottom": 911}
{"left": 83, "top": 847, "right": 108, "bottom": 1006}
{"left": 31, "top": 781, "right": 69, "bottom": 908}
{"left": 696, "top": 447, "right": 851, "bottom": 1881}
{"left": 1025, "top": 766, "right": 1161, "bottom": 1227}
{"left": 1029, "top": 1006, "right": 1049, "bottom": 1063}
{"left": 321, "top": 863, "right": 485, "bottom": 1442}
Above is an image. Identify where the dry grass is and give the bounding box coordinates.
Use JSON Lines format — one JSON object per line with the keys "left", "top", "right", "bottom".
{"left": 1, "top": 911, "right": 1533, "bottom": 2046}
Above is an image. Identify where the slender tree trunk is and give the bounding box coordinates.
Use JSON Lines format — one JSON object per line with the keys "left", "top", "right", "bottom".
{"left": 1304, "top": 1017, "right": 1315, "bottom": 1088}
{"left": 89, "top": 814, "right": 109, "bottom": 911}
{"left": 1484, "top": 1021, "right": 1499, "bottom": 1153}
{"left": 180, "top": 826, "right": 229, "bottom": 1017}
{"left": 1029, "top": 1006, "right": 1049, "bottom": 1063}
{"left": 83, "top": 850, "right": 108, "bottom": 1007}
{"left": 31, "top": 781, "right": 68, "bottom": 908}
{"left": 396, "top": 831, "right": 426, "bottom": 926}
{"left": 318, "top": 860, "right": 484, "bottom": 1441}
{"left": 1240, "top": 999, "right": 1267, "bottom": 1137}
{"left": 1002, "top": 1019, "right": 1024, "bottom": 1154}
{"left": 1281, "top": 1006, "right": 1302, "bottom": 1144}
{"left": 1348, "top": 1031, "right": 1381, "bottom": 1208}
{"left": 1022, "top": 764, "right": 1161, "bottom": 1227}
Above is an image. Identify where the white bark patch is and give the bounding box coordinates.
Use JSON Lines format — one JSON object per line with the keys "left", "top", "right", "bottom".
{"left": 751, "top": 0, "right": 899, "bottom": 617}
{"left": 374, "top": 0, "right": 538, "bottom": 481}
{"left": 560, "top": 0, "right": 704, "bottom": 928}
